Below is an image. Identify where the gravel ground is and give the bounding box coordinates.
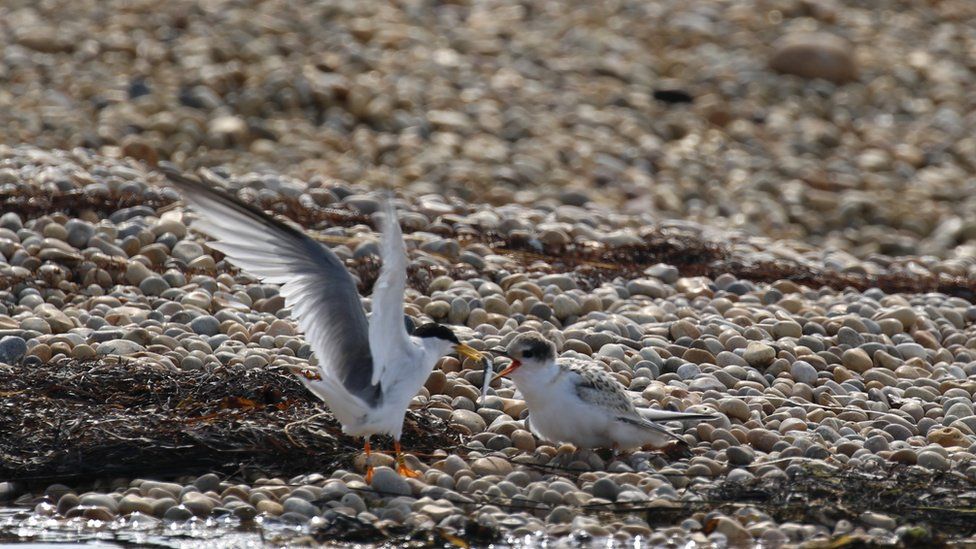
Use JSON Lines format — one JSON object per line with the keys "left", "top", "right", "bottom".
{"left": 0, "top": 148, "right": 975, "bottom": 545}
{"left": 2, "top": 0, "right": 976, "bottom": 546}
{"left": 2, "top": 0, "right": 976, "bottom": 257}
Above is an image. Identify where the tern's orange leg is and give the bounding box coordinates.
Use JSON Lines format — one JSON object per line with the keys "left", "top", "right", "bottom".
{"left": 364, "top": 438, "right": 375, "bottom": 483}
{"left": 394, "top": 440, "right": 421, "bottom": 478}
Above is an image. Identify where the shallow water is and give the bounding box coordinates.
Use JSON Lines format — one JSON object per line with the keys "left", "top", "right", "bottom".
{"left": 1, "top": 506, "right": 711, "bottom": 548}
{"left": 0, "top": 507, "right": 267, "bottom": 548}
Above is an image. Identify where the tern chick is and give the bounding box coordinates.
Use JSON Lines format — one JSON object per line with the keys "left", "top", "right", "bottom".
{"left": 494, "top": 332, "right": 715, "bottom": 452}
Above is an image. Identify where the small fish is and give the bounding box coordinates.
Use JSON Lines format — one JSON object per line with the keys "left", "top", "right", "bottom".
{"left": 480, "top": 356, "right": 494, "bottom": 404}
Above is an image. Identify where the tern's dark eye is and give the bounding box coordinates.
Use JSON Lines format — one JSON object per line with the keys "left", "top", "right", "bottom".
{"left": 522, "top": 349, "right": 534, "bottom": 358}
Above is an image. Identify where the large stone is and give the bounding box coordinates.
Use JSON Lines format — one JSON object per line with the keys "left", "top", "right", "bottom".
{"left": 16, "top": 26, "right": 74, "bottom": 53}
{"left": 927, "top": 426, "right": 967, "bottom": 448}
{"left": 118, "top": 495, "right": 154, "bottom": 515}
{"left": 125, "top": 261, "right": 154, "bottom": 286}
{"left": 0, "top": 336, "right": 27, "bottom": 364}
{"left": 35, "top": 304, "right": 74, "bottom": 333}
{"left": 842, "top": 348, "right": 872, "bottom": 373}
{"left": 726, "top": 446, "right": 755, "bottom": 466}
{"left": 172, "top": 241, "right": 205, "bottom": 263}
{"left": 281, "top": 497, "right": 318, "bottom": 518}
{"left": 450, "top": 409, "right": 486, "bottom": 434}
{"left": 743, "top": 342, "right": 775, "bottom": 368}
{"left": 369, "top": 466, "right": 411, "bottom": 496}
{"left": 471, "top": 456, "right": 512, "bottom": 476}
{"left": 712, "top": 516, "right": 753, "bottom": 545}
{"left": 769, "top": 32, "right": 857, "bottom": 84}
{"left": 96, "top": 339, "right": 146, "bottom": 356}
{"left": 790, "top": 361, "right": 818, "bottom": 385}
{"left": 189, "top": 315, "right": 221, "bottom": 336}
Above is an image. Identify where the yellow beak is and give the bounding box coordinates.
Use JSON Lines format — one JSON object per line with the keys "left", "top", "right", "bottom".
{"left": 454, "top": 343, "right": 485, "bottom": 362}
{"left": 491, "top": 360, "right": 521, "bottom": 382}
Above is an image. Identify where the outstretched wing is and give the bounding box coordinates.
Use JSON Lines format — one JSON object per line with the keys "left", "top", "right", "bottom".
{"left": 367, "top": 198, "right": 413, "bottom": 386}
{"left": 161, "top": 167, "right": 381, "bottom": 407}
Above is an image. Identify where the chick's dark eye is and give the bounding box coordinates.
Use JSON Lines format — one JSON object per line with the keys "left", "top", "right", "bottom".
{"left": 523, "top": 350, "right": 533, "bottom": 358}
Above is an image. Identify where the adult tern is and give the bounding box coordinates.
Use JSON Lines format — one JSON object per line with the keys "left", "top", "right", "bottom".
{"left": 162, "top": 168, "right": 484, "bottom": 479}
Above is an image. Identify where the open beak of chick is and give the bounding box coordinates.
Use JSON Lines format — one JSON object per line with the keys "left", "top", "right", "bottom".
{"left": 487, "top": 346, "right": 521, "bottom": 381}
{"left": 492, "top": 360, "right": 521, "bottom": 381}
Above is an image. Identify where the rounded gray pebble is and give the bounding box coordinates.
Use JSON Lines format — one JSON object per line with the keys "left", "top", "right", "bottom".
{"left": 139, "top": 276, "right": 170, "bottom": 296}
{"left": 370, "top": 467, "right": 411, "bottom": 496}
{"left": 790, "top": 361, "right": 818, "bottom": 385}
{"left": 726, "top": 446, "right": 755, "bottom": 466}
{"left": 193, "top": 473, "right": 221, "bottom": 493}
{"left": 282, "top": 497, "right": 319, "bottom": 518}
{"left": 916, "top": 451, "right": 949, "bottom": 472}
{"left": 590, "top": 478, "right": 619, "bottom": 501}
{"left": 163, "top": 505, "right": 194, "bottom": 521}
{"left": 189, "top": 315, "right": 221, "bottom": 336}
{"left": 0, "top": 336, "right": 27, "bottom": 364}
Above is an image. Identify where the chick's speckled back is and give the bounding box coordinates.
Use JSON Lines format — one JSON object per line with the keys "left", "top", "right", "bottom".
{"left": 557, "top": 357, "right": 637, "bottom": 416}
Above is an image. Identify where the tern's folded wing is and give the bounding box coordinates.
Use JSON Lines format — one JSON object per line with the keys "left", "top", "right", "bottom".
{"left": 562, "top": 359, "right": 638, "bottom": 416}
{"left": 161, "top": 167, "right": 381, "bottom": 407}
{"left": 637, "top": 409, "right": 717, "bottom": 422}
{"left": 615, "top": 414, "right": 685, "bottom": 442}
{"left": 624, "top": 408, "right": 716, "bottom": 442}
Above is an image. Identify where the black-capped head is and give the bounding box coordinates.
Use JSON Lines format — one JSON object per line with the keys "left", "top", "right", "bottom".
{"left": 492, "top": 331, "right": 557, "bottom": 380}
{"left": 413, "top": 322, "right": 460, "bottom": 344}
{"left": 505, "top": 332, "right": 557, "bottom": 364}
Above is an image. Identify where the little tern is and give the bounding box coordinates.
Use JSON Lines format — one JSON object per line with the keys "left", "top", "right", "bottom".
{"left": 493, "top": 332, "right": 715, "bottom": 452}
{"left": 161, "top": 168, "right": 484, "bottom": 479}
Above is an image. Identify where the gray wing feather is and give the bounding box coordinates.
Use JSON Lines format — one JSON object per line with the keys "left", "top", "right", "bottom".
{"left": 638, "top": 409, "right": 717, "bottom": 422}
{"left": 616, "top": 415, "right": 686, "bottom": 443}
{"left": 625, "top": 410, "right": 715, "bottom": 442}
{"left": 367, "top": 198, "right": 412, "bottom": 386}
{"left": 161, "top": 168, "right": 381, "bottom": 406}
{"left": 564, "top": 359, "right": 639, "bottom": 415}
{"left": 566, "top": 358, "right": 714, "bottom": 440}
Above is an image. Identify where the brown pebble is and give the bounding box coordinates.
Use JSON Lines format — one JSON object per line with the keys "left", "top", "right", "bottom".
{"left": 27, "top": 344, "right": 53, "bottom": 362}
{"left": 438, "top": 356, "right": 461, "bottom": 373}
{"left": 256, "top": 499, "right": 283, "bottom": 516}
{"left": 425, "top": 370, "right": 447, "bottom": 394}
{"left": 512, "top": 429, "right": 536, "bottom": 452}
{"left": 57, "top": 493, "right": 79, "bottom": 515}
{"left": 841, "top": 348, "right": 872, "bottom": 373}
{"left": 769, "top": 32, "right": 857, "bottom": 84}
{"left": 471, "top": 456, "right": 513, "bottom": 476}
{"left": 928, "top": 427, "right": 967, "bottom": 448}
{"left": 889, "top": 449, "right": 918, "bottom": 465}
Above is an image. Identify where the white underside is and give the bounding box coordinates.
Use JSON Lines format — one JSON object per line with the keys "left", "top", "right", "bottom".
{"left": 523, "top": 382, "right": 674, "bottom": 450}
{"left": 297, "top": 376, "right": 410, "bottom": 438}
{"left": 299, "top": 336, "right": 451, "bottom": 440}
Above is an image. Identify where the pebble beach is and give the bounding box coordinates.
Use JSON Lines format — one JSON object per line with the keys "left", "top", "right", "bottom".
{"left": 3, "top": 0, "right": 976, "bottom": 546}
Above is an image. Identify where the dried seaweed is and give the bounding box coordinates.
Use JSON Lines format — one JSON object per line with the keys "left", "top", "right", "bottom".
{"left": 214, "top": 174, "right": 976, "bottom": 301}
{"left": 0, "top": 358, "right": 459, "bottom": 485}
{"left": 489, "top": 229, "right": 976, "bottom": 300}
{"left": 0, "top": 187, "right": 174, "bottom": 220}
{"left": 6, "top": 173, "right": 976, "bottom": 302}
{"left": 700, "top": 463, "right": 973, "bottom": 543}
